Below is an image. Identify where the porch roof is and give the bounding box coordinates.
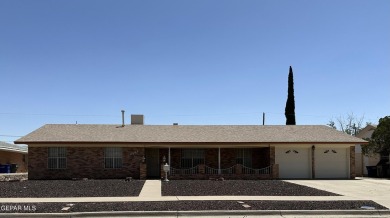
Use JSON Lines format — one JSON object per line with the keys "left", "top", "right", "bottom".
{"left": 0, "top": 141, "right": 28, "bottom": 153}
{"left": 15, "top": 124, "right": 367, "bottom": 145}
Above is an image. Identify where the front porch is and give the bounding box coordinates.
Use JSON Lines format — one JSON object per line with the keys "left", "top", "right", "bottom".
{"left": 168, "top": 163, "right": 277, "bottom": 180}
{"left": 140, "top": 147, "right": 279, "bottom": 180}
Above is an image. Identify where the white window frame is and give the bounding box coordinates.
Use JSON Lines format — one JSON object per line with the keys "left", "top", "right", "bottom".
{"left": 48, "top": 147, "right": 67, "bottom": 169}
{"left": 104, "top": 147, "right": 123, "bottom": 169}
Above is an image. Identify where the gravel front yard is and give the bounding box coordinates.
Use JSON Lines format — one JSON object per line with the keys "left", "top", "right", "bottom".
{"left": 0, "top": 180, "right": 145, "bottom": 197}
{"left": 0, "top": 201, "right": 387, "bottom": 213}
{"left": 162, "top": 180, "right": 340, "bottom": 196}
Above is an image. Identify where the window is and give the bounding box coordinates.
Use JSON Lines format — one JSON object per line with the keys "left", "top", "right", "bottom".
{"left": 181, "top": 149, "right": 205, "bottom": 168}
{"left": 236, "top": 148, "right": 252, "bottom": 167}
{"left": 48, "top": 147, "right": 66, "bottom": 169}
{"left": 104, "top": 147, "right": 123, "bottom": 169}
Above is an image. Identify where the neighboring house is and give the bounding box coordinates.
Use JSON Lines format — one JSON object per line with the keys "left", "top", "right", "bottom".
{"left": 0, "top": 141, "right": 28, "bottom": 173}
{"left": 355, "top": 124, "right": 380, "bottom": 176}
{"left": 15, "top": 115, "right": 367, "bottom": 180}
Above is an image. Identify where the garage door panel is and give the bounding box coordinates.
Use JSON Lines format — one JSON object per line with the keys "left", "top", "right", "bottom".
{"left": 316, "top": 147, "right": 348, "bottom": 178}
{"left": 276, "top": 147, "right": 310, "bottom": 179}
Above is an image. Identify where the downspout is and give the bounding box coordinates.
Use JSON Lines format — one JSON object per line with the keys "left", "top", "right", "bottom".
{"left": 312, "top": 145, "right": 315, "bottom": 179}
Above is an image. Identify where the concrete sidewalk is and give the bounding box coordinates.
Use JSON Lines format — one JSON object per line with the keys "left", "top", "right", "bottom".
{"left": 139, "top": 180, "right": 162, "bottom": 197}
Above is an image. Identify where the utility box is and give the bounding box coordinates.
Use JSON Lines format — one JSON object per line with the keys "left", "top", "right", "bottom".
{"left": 366, "top": 166, "right": 377, "bottom": 177}
{"left": 0, "top": 164, "right": 11, "bottom": 173}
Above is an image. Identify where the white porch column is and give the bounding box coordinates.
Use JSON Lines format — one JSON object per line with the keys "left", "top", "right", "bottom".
{"left": 218, "top": 147, "right": 221, "bottom": 174}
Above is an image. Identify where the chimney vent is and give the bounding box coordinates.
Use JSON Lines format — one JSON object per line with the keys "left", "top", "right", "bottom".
{"left": 131, "top": 114, "right": 144, "bottom": 125}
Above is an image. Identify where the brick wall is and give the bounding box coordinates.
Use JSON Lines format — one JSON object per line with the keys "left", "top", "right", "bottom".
{"left": 167, "top": 148, "right": 271, "bottom": 170}
{"left": 269, "top": 146, "right": 275, "bottom": 165}
{"left": 140, "top": 162, "right": 147, "bottom": 179}
{"left": 164, "top": 148, "right": 273, "bottom": 180}
{"left": 253, "top": 148, "right": 270, "bottom": 168}
{"left": 159, "top": 148, "right": 169, "bottom": 164}
{"left": 170, "top": 148, "right": 181, "bottom": 168}
{"left": 28, "top": 147, "right": 144, "bottom": 180}
{"left": 29, "top": 146, "right": 274, "bottom": 180}
{"left": 205, "top": 148, "right": 218, "bottom": 168}
{"left": 272, "top": 164, "right": 279, "bottom": 179}
{"left": 220, "top": 148, "right": 237, "bottom": 168}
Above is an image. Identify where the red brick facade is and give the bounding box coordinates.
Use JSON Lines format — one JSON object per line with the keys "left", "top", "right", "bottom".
{"left": 165, "top": 148, "right": 270, "bottom": 169}
{"left": 140, "top": 162, "right": 147, "bottom": 179}
{"left": 28, "top": 147, "right": 144, "bottom": 180}
{"left": 28, "top": 146, "right": 275, "bottom": 180}
{"left": 160, "top": 148, "right": 274, "bottom": 180}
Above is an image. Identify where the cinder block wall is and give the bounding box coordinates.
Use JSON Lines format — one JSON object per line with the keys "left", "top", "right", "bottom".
{"left": 28, "top": 147, "right": 144, "bottom": 180}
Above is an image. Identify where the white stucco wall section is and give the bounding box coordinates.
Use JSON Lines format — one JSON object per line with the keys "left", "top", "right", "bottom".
{"left": 315, "top": 145, "right": 349, "bottom": 178}
{"left": 275, "top": 144, "right": 312, "bottom": 179}
{"left": 275, "top": 144, "right": 352, "bottom": 179}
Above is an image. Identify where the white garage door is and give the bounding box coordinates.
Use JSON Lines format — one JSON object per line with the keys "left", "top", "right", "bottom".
{"left": 276, "top": 147, "right": 310, "bottom": 179}
{"left": 315, "top": 147, "right": 348, "bottom": 178}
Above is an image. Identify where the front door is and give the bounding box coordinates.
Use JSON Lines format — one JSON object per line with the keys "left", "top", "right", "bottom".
{"left": 146, "top": 148, "right": 160, "bottom": 178}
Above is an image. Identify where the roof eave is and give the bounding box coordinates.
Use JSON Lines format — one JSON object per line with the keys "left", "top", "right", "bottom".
{"left": 0, "top": 148, "right": 28, "bottom": 154}
{"left": 16, "top": 141, "right": 368, "bottom": 145}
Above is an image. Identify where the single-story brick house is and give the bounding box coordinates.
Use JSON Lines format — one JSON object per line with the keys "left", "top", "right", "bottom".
{"left": 15, "top": 116, "right": 367, "bottom": 180}
{"left": 0, "top": 141, "right": 28, "bottom": 173}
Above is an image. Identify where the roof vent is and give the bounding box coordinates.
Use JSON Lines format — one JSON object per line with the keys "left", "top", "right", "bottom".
{"left": 131, "top": 114, "right": 144, "bottom": 125}
{"left": 173, "top": 123, "right": 178, "bottom": 126}
{"left": 121, "top": 110, "right": 125, "bottom": 127}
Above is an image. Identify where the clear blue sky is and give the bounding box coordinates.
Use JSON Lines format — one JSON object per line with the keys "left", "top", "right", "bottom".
{"left": 1, "top": 0, "right": 389, "bottom": 143}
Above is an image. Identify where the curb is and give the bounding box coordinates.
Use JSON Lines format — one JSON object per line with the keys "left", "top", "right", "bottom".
{"left": 1, "top": 210, "right": 390, "bottom": 217}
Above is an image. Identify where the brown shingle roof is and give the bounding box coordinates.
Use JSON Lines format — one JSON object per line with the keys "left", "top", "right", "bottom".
{"left": 14, "top": 124, "right": 367, "bottom": 144}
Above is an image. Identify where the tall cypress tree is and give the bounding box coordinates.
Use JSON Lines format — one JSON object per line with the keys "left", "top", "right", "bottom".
{"left": 285, "top": 66, "right": 296, "bottom": 125}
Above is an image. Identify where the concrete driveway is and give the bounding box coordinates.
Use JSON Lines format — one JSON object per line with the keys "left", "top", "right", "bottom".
{"left": 287, "top": 177, "right": 390, "bottom": 208}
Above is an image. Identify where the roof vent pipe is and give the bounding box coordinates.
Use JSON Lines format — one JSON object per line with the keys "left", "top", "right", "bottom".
{"left": 121, "top": 110, "right": 125, "bottom": 127}
{"left": 263, "top": 112, "right": 265, "bottom": 125}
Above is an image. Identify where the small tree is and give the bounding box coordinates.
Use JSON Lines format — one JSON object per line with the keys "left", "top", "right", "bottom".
{"left": 285, "top": 66, "right": 296, "bottom": 125}
{"left": 327, "top": 113, "right": 365, "bottom": 136}
{"left": 362, "top": 116, "right": 390, "bottom": 156}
